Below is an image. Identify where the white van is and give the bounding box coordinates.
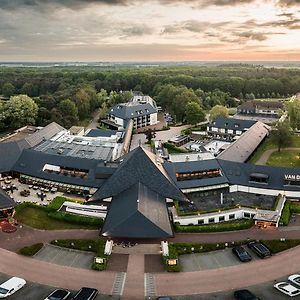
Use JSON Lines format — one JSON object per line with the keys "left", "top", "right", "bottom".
{"left": 0, "top": 277, "right": 26, "bottom": 298}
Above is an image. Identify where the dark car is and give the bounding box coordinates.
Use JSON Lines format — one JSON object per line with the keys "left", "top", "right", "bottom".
{"left": 234, "top": 289, "right": 260, "bottom": 300}
{"left": 157, "top": 297, "right": 172, "bottom": 300}
{"left": 232, "top": 246, "right": 252, "bottom": 262}
{"left": 72, "top": 287, "right": 98, "bottom": 300}
{"left": 44, "top": 289, "right": 70, "bottom": 300}
{"left": 248, "top": 241, "right": 271, "bottom": 258}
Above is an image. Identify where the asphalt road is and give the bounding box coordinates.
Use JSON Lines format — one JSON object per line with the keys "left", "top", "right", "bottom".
{"left": 0, "top": 273, "right": 120, "bottom": 300}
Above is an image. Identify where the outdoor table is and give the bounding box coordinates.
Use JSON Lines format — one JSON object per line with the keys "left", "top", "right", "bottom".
{"left": 28, "top": 185, "right": 33, "bottom": 189}
{"left": 33, "top": 186, "right": 38, "bottom": 190}
{"left": 4, "top": 180, "right": 11, "bottom": 184}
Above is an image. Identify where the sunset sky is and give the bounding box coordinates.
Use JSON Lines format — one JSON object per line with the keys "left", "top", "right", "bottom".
{"left": 0, "top": 0, "right": 300, "bottom": 61}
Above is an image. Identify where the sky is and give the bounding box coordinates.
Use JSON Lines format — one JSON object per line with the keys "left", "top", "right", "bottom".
{"left": 0, "top": 0, "right": 300, "bottom": 61}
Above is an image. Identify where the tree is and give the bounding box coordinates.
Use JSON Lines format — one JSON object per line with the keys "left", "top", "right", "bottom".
{"left": 58, "top": 99, "right": 79, "bottom": 127}
{"left": 2, "top": 82, "right": 15, "bottom": 97}
{"left": 185, "top": 102, "right": 206, "bottom": 125}
{"left": 99, "top": 102, "right": 108, "bottom": 120}
{"left": 144, "top": 128, "right": 156, "bottom": 144}
{"left": 4, "top": 95, "right": 38, "bottom": 128}
{"left": 271, "top": 121, "right": 293, "bottom": 152}
{"left": 288, "top": 99, "right": 300, "bottom": 130}
{"left": 21, "top": 82, "right": 36, "bottom": 97}
{"left": 209, "top": 105, "right": 229, "bottom": 121}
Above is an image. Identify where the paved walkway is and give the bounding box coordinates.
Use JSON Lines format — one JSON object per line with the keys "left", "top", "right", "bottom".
{"left": 0, "top": 225, "right": 99, "bottom": 252}
{"left": 255, "top": 147, "right": 300, "bottom": 165}
{"left": 154, "top": 245, "right": 300, "bottom": 296}
{"left": 122, "top": 254, "right": 144, "bottom": 300}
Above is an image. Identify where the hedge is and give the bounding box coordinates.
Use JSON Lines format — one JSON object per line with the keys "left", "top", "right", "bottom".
{"left": 162, "top": 244, "right": 181, "bottom": 272}
{"left": 48, "top": 211, "right": 103, "bottom": 228}
{"left": 18, "top": 243, "right": 43, "bottom": 256}
{"left": 174, "top": 219, "right": 254, "bottom": 233}
{"left": 280, "top": 201, "right": 300, "bottom": 226}
{"left": 262, "top": 239, "right": 300, "bottom": 254}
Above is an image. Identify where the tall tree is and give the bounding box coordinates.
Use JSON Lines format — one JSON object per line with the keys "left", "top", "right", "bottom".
{"left": 271, "top": 121, "right": 293, "bottom": 152}
{"left": 209, "top": 105, "right": 229, "bottom": 121}
{"left": 185, "top": 102, "right": 206, "bottom": 125}
{"left": 288, "top": 99, "right": 300, "bottom": 130}
{"left": 4, "top": 95, "right": 38, "bottom": 128}
{"left": 2, "top": 82, "right": 15, "bottom": 97}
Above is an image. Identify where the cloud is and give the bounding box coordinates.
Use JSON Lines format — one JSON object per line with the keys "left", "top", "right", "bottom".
{"left": 162, "top": 20, "right": 229, "bottom": 35}
{"left": 277, "top": 0, "right": 300, "bottom": 6}
{"left": 121, "top": 26, "right": 154, "bottom": 37}
{"left": 0, "top": 0, "right": 129, "bottom": 11}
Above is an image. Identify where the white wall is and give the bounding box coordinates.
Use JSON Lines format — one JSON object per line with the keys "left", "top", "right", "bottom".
{"left": 150, "top": 112, "right": 158, "bottom": 125}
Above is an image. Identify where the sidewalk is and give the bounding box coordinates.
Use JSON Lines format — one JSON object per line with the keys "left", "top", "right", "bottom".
{"left": 122, "top": 254, "right": 145, "bottom": 300}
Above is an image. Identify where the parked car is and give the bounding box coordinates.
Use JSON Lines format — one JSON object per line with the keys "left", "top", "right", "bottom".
{"left": 72, "top": 287, "right": 98, "bottom": 300}
{"left": 288, "top": 274, "right": 300, "bottom": 288}
{"left": 44, "top": 289, "right": 70, "bottom": 300}
{"left": 274, "top": 282, "right": 300, "bottom": 297}
{"left": 157, "top": 297, "right": 172, "bottom": 300}
{"left": 234, "top": 289, "right": 260, "bottom": 300}
{"left": 248, "top": 241, "right": 271, "bottom": 258}
{"left": 232, "top": 246, "right": 252, "bottom": 262}
{"left": 0, "top": 277, "right": 26, "bottom": 298}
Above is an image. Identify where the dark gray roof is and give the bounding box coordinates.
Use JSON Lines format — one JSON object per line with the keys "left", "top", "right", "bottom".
{"left": 0, "top": 140, "right": 30, "bottom": 173}
{"left": 101, "top": 182, "right": 173, "bottom": 238}
{"left": 164, "top": 160, "right": 229, "bottom": 189}
{"left": 208, "top": 117, "right": 256, "bottom": 131}
{"left": 85, "top": 129, "right": 118, "bottom": 138}
{"left": 217, "top": 121, "right": 270, "bottom": 163}
{"left": 25, "top": 122, "right": 64, "bottom": 147}
{"left": 109, "top": 102, "right": 157, "bottom": 120}
{"left": 0, "top": 122, "right": 64, "bottom": 173}
{"left": 13, "top": 149, "right": 106, "bottom": 187}
{"left": 0, "top": 189, "right": 16, "bottom": 210}
{"left": 218, "top": 159, "right": 300, "bottom": 192}
{"left": 93, "top": 147, "right": 186, "bottom": 201}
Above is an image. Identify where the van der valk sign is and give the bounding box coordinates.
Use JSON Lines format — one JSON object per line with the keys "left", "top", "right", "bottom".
{"left": 285, "top": 174, "right": 300, "bottom": 181}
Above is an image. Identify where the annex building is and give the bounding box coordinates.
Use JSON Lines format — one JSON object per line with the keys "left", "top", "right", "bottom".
{"left": 107, "top": 95, "right": 158, "bottom": 129}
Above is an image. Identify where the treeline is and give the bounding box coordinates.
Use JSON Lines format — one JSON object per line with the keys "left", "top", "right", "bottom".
{"left": 0, "top": 65, "right": 299, "bottom": 130}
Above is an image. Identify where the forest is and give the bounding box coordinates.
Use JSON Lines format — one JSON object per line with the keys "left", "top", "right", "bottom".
{"left": 0, "top": 64, "right": 299, "bottom": 130}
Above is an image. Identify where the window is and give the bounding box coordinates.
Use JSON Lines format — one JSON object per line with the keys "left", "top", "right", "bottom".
{"left": 219, "top": 216, "right": 225, "bottom": 222}
{"left": 198, "top": 219, "right": 204, "bottom": 225}
{"left": 229, "top": 214, "right": 235, "bottom": 220}
{"left": 244, "top": 212, "right": 250, "bottom": 218}
{"left": 208, "top": 218, "right": 215, "bottom": 223}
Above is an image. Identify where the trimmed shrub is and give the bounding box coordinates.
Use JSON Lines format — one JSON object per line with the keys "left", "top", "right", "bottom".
{"left": 262, "top": 239, "right": 300, "bottom": 254}
{"left": 174, "top": 219, "right": 254, "bottom": 233}
{"left": 48, "top": 211, "right": 103, "bottom": 228}
{"left": 18, "top": 243, "right": 43, "bottom": 256}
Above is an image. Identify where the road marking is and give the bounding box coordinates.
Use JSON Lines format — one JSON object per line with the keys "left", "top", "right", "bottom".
{"left": 144, "top": 273, "right": 156, "bottom": 297}
{"left": 112, "top": 272, "right": 126, "bottom": 296}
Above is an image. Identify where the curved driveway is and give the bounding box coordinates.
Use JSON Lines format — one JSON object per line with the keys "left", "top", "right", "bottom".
{"left": 0, "top": 247, "right": 116, "bottom": 294}
{"left": 1, "top": 226, "right": 300, "bottom": 298}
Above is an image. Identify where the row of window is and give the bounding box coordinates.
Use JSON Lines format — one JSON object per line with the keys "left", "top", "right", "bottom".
{"left": 197, "top": 212, "right": 255, "bottom": 225}
{"left": 176, "top": 169, "right": 221, "bottom": 181}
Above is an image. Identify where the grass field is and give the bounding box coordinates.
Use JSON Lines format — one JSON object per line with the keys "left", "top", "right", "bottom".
{"left": 250, "top": 134, "right": 300, "bottom": 164}
{"left": 266, "top": 150, "right": 300, "bottom": 168}
{"left": 15, "top": 207, "right": 96, "bottom": 230}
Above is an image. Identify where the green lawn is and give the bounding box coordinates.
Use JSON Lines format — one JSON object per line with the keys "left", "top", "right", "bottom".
{"left": 266, "top": 150, "right": 300, "bottom": 168}
{"left": 15, "top": 207, "right": 96, "bottom": 230}
{"left": 250, "top": 134, "right": 300, "bottom": 164}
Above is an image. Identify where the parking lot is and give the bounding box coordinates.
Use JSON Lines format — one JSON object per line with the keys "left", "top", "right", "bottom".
{"left": 179, "top": 247, "right": 260, "bottom": 272}
{"left": 0, "top": 273, "right": 120, "bottom": 300}
{"left": 34, "top": 244, "right": 94, "bottom": 269}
